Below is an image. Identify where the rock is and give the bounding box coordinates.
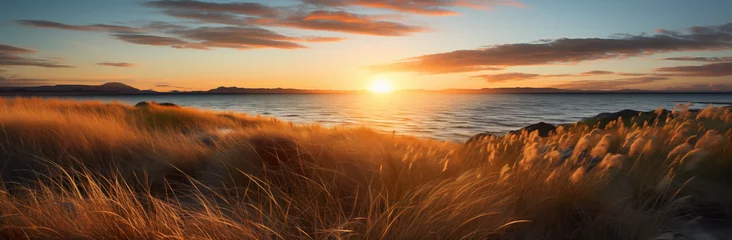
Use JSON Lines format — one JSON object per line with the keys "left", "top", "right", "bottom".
{"left": 157, "top": 102, "right": 179, "bottom": 107}
{"left": 510, "top": 122, "right": 557, "bottom": 137}
{"left": 465, "top": 106, "right": 719, "bottom": 143}
{"left": 581, "top": 109, "right": 670, "bottom": 128}
{"left": 134, "top": 102, "right": 150, "bottom": 107}
{"left": 466, "top": 122, "right": 556, "bottom": 143}
{"left": 135, "top": 101, "right": 179, "bottom": 108}
{"left": 595, "top": 109, "right": 643, "bottom": 120}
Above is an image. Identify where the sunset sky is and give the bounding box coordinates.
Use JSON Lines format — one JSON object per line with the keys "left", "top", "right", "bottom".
{"left": 1, "top": 0, "right": 731, "bottom": 91}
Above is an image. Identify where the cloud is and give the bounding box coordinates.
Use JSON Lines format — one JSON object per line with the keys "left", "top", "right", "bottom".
{"left": 145, "top": 21, "right": 189, "bottom": 31}
{"left": 18, "top": 0, "right": 525, "bottom": 52}
{"left": 0, "top": 43, "right": 74, "bottom": 68}
{"left": 0, "top": 77, "right": 59, "bottom": 87}
{"left": 155, "top": 84, "right": 191, "bottom": 89}
{"left": 171, "top": 26, "right": 307, "bottom": 49}
{"left": 553, "top": 77, "right": 671, "bottom": 90}
{"left": 472, "top": 71, "right": 624, "bottom": 83}
{"left": 472, "top": 73, "right": 540, "bottom": 82}
{"left": 273, "top": 10, "right": 427, "bottom": 36}
{"left": 0, "top": 44, "right": 35, "bottom": 54}
{"left": 145, "top": 0, "right": 277, "bottom": 17}
{"left": 655, "top": 62, "right": 732, "bottom": 77}
{"left": 20, "top": 18, "right": 342, "bottom": 50}
{"left": 302, "top": 0, "right": 525, "bottom": 16}
{"left": 145, "top": 1, "right": 425, "bottom": 36}
{"left": 371, "top": 22, "right": 732, "bottom": 74}
{"left": 161, "top": 26, "right": 343, "bottom": 49}
{"left": 97, "top": 62, "right": 135, "bottom": 67}
{"left": 16, "top": 20, "right": 215, "bottom": 49}
{"left": 18, "top": 1, "right": 434, "bottom": 53}
{"left": 160, "top": 10, "right": 258, "bottom": 26}
{"left": 17, "top": 20, "right": 141, "bottom": 33}
{"left": 617, "top": 72, "right": 647, "bottom": 77}
{"left": 301, "top": 36, "right": 347, "bottom": 42}
{"left": 112, "top": 34, "right": 199, "bottom": 48}
{"left": 581, "top": 70, "right": 614, "bottom": 75}
{"left": 661, "top": 56, "right": 732, "bottom": 62}
{"left": 0, "top": 76, "right": 110, "bottom": 87}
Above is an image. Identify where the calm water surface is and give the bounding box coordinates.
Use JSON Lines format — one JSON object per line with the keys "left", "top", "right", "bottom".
{"left": 37, "top": 93, "right": 732, "bottom": 141}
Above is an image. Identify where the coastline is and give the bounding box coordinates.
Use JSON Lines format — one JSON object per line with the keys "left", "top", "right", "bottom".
{"left": 3, "top": 82, "right": 732, "bottom": 96}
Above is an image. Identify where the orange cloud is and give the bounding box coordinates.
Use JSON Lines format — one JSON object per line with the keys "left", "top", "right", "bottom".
{"left": 661, "top": 56, "right": 732, "bottom": 62}
{"left": 301, "top": 36, "right": 347, "bottom": 42}
{"left": 371, "top": 22, "right": 732, "bottom": 74}
{"left": 553, "top": 77, "right": 671, "bottom": 90}
{"left": 172, "top": 26, "right": 307, "bottom": 49}
{"left": 18, "top": 0, "right": 520, "bottom": 52}
{"left": 303, "top": 0, "right": 524, "bottom": 16}
{"left": 276, "top": 10, "right": 427, "bottom": 36}
{"left": 372, "top": 58, "right": 503, "bottom": 74}
{"left": 472, "top": 73, "right": 540, "bottom": 82}
{"left": 146, "top": 1, "right": 420, "bottom": 36}
{"left": 303, "top": 11, "right": 371, "bottom": 23}
{"left": 155, "top": 84, "right": 191, "bottom": 90}
{"left": 19, "top": 18, "right": 342, "bottom": 50}
{"left": 656, "top": 62, "right": 732, "bottom": 77}
{"left": 581, "top": 70, "right": 614, "bottom": 75}
{"left": 97, "top": 62, "right": 135, "bottom": 67}
{"left": 472, "top": 71, "right": 622, "bottom": 83}
{"left": 143, "top": 1, "right": 433, "bottom": 39}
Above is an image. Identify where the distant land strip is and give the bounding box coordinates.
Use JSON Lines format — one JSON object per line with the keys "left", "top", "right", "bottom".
{"left": 2, "top": 82, "right": 732, "bottom": 95}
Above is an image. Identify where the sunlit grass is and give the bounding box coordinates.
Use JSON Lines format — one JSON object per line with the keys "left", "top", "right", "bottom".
{"left": 0, "top": 97, "right": 730, "bottom": 239}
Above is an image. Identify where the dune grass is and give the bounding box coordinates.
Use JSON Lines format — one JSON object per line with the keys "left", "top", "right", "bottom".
{"left": 0, "top": 97, "right": 730, "bottom": 239}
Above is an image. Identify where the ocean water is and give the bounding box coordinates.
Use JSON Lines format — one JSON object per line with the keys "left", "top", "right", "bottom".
{"left": 39, "top": 93, "right": 732, "bottom": 142}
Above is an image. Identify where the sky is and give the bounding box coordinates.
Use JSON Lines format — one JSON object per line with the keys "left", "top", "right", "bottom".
{"left": 0, "top": 0, "right": 731, "bottom": 91}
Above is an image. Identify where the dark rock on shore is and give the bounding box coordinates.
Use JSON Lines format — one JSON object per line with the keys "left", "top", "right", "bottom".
{"left": 579, "top": 109, "right": 670, "bottom": 128}
{"left": 135, "top": 101, "right": 179, "bottom": 108}
{"left": 509, "top": 122, "right": 557, "bottom": 137}
{"left": 466, "top": 108, "right": 678, "bottom": 143}
{"left": 466, "top": 122, "right": 557, "bottom": 143}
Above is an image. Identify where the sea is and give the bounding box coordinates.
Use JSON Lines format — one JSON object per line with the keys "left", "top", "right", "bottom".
{"left": 34, "top": 93, "right": 732, "bottom": 142}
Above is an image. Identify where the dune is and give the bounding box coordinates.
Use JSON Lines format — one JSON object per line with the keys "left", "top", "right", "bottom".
{"left": 0, "top": 97, "right": 730, "bottom": 239}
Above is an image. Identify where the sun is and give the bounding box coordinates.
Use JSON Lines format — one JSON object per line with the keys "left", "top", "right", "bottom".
{"left": 369, "top": 79, "right": 394, "bottom": 93}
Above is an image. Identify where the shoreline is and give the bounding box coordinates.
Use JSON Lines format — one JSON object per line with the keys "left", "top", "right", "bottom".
{"left": 4, "top": 91, "right": 732, "bottom": 96}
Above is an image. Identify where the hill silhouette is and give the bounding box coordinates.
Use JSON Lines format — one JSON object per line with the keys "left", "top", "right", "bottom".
{"left": 0, "top": 82, "right": 144, "bottom": 94}
{"left": 2, "top": 82, "right": 732, "bottom": 95}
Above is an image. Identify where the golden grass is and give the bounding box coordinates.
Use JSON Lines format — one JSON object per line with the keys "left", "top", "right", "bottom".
{"left": 0, "top": 97, "right": 730, "bottom": 239}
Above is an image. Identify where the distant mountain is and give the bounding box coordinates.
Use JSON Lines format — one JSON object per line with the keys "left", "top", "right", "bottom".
{"left": 0, "top": 82, "right": 145, "bottom": 94}
{"left": 2, "top": 82, "right": 731, "bottom": 95}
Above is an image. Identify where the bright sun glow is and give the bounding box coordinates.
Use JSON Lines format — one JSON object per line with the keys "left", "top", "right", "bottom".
{"left": 369, "top": 79, "right": 394, "bottom": 93}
